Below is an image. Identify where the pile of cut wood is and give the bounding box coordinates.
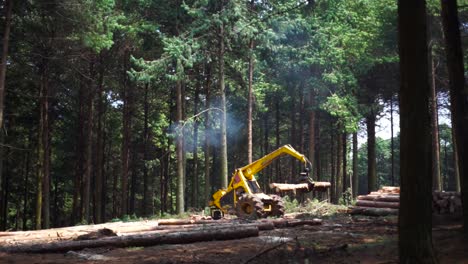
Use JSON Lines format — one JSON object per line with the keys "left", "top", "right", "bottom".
{"left": 350, "top": 186, "right": 462, "bottom": 216}
{"left": 433, "top": 191, "right": 462, "bottom": 214}
{"left": 0, "top": 217, "right": 322, "bottom": 253}
{"left": 350, "top": 187, "right": 400, "bottom": 216}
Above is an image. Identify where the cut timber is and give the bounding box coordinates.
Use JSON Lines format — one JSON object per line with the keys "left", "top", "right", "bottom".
{"left": 269, "top": 182, "right": 330, "bottom": 193}
{"left": 349, "top": 206, "right": 398, "bottom": 216}
{"left": 381, "top": 186, "right": 400, "bottom": 193}
{"left": 355, "top": 200, "right": 399, "bottom": 209}
{"left": 357, "top": 195, "right": 400, "bottom": 203}
{"left": 0, "top": 225, "right": 259, "bottom": 253}
{"left": 261, "top": 218, "right": 322, "bottom": 228}
{"left": 270, "top": 183, "right": 310, "bottom": 192}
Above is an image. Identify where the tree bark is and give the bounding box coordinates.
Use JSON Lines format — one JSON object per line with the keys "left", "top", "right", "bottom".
{"left": 352, "top": 132, "right": 358, "bottom": 197}
{"left": 440, "top": 0, "right": 468, "bottom": 236}
{"left": 176, "top": 60, "right": 185, "bottom": 215}
{"left": 204, "top": 63, "right": 212, "bottom": 206}
{"left": 342, "top": 133, "right": 348, "bottom": 193}
{"left": 366, "top": 112, "right": 377, "bottom": 193}
{"left": 121, "top": 49, "right": 131, "bottom": 217}
{"left": 390, "top": 97, "right": 395, "bottom": 186}
{"left": 398, "top": 0, "right": 437, "bottom": 262}
{"left": 142, "top": 83, "right": 152, "bottom": 216}
{"left": 219, "top": 23, "right": 228, "bottom": 189}
{"left": 83, "top": 60, "right": 95, "bottom": 224}
{"left": 430, "top": 51, "right": 441, "bottom": 191}
{"left": 247, "top": 38, "right": 254, "bottom": 164}
{"left": 192, "top": 75, "right": 200, "bottom": 208}
{"left": 94, "top": 55, "right": 105, "bottom": 223}
{"left": 308, "top": 92, "right": 315, "bottom": 180}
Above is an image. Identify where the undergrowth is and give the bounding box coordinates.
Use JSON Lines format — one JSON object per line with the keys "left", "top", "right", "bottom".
{"left": 282, "top": 196, "right": 348, "bottom": 218}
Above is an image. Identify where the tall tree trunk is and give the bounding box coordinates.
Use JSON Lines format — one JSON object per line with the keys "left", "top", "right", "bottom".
{"left": 398, "top": 0, "right": 437, "bottom": 261}
{"left": 430, "top": 52, "right": 441, "bottom": 191}
{"left": 22, "top": 132, "right": 32, "bottom": 230}
{"left": 451, "top": 127, "right": 460, "bottom": 192}
{"left": 352, "top": 132, "right": 358, "bottom": 197}
{"left": 275, "top": 93, "right": 281, "bottom": 182}
{"left": 72, "top": 82, "right": 85, "bottom": 224}
{"left": 94, "top": 56, "right": 105, "bottom": 223}
{"left": 204, "top": 64, "right": 212, "bottom": 206}
{"left": 289, "top": 85, "right": 296, "bottom": 183}
{"left": 82, "top": 61, "right": 95, "bottom": 224}
{"left": 330, "top": 132, "right": 336, "bottom": 203}
{"left": 336, "top": 132, "right": 343, "bottom": 200}
{"left": 37, "top": 61, "right": 51, "bottom": 230}
{"left": 390, "top": 96, "right": 395, "bottom": 186}
{"left": 441, "top": 0, "right": 468, "bottom": 236}
{"left": 219, "top": 23, "right": 228, "bottom": 189}
{"left": 175, "top": 59, "right": 185, "bottom": 215}
{"left": 142, "top": 83, "right": 152, "bottom": 216}
{"left": 0, "top": 0, "right": 13, "bottom": 217}
{"left": 342, "top": 133, "right": 347, "bottom": 193}
{"left": 247, "top": 38, "right": 254, "bottom": 164}
{"left": 192, "top": 75, "right": 200, "bottom": 208}
{"left": 121, "top": 50, "right": 131, "bottom": 217}
{"left": 315, "top": 112, "right": 321, "bottom": 181}
{"left": 308, "top": 92, "right": 315, "bottom": 179}
{"left": 366, "top": 112, "right": 377, "bottom": 193}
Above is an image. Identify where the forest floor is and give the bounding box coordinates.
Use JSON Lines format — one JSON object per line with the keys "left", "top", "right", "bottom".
{"left": 0, "top": 210, "right": 467, "bottom": 263}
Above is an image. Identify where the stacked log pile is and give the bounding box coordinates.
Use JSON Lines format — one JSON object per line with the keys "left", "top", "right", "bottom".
{"left": 350, "top": 186, "right": 462, "bottom": 216}
{"left": 432, "top": 191, "right": 462, "bottom": 214}
{"left": 0, "top": 217, "right": 322, "bottom": 253}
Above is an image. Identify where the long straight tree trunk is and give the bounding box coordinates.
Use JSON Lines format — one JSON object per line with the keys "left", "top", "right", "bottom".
{"left": 0, "top": 0, "right": 13, "bottom": 216}
{"left": 175, "top": 59, "right": 184, "bottom": 215}
{"left": 121, "top": 50, "right": 131, "bottom": 217}
{"left": 342, "top": 133, "right": 348, "bottom": 193}
{"left": 308, "top": 92, "right": 315, "bottom": 179}
{"left": 352, "top": 132, "right": 358, "bottom": 197}
{"left": 390, "top": 96, "right": 395, "bottom": 186}
{"left": 72, "top": 82, "right": 85, "bottom": 224}
{"left": 247, "top": 38, "right": 254, "bottom": 164}
{"left": 204, "top": 64, "right": 212, "bottom": 206}
{"left": 94, "top": 55, "right": 105, "bottom": 223}
{"left": 330, "top": 132, "right": 336, "bottom": 203}
{"left": 451, "top": 127, "right": 460, "bottom": 192}
{"left": 219, "top": 23, "right": 228, "bottom": 189}
{"left": 142, "top": 83, "right": 152, "bottom": 216}
{"left": 440, "top": 0, "right": 468, "bottom": 236}
{"left": 398, "top": 0, "right": 437, "bottom": 261}
{"left": 430, "top": 52, "right": 441, "bottom": 191}
{"left": 82, "top": 60, "right": 95, "bottom": 224}
{"left": 37, "top": 61, "right": 51, "bottom": 230}
{"left": 366, "top": 112, "right": 377, "bottom": 193}
{"left": 192, "top": 75, "right": 200, "bottom": 208}
{"left": 275, "top": 93, "right": 281, "bottom": 182}
{"left": 336, "top": 132, "right": 343, "bottom": 200}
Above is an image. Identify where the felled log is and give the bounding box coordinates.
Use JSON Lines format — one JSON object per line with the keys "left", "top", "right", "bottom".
{"left": 261, "top": 218, "right": 322, "bottom": 228}
{"left": 381, "top": 186, "right": 400, "bottom": 193}
{"left": 432, "top": 191, "right": 462, "bottom": 214}
{"left": 349, "top": 206, "right": 398, "bottom": 216}
{"left": 270, "top": 183, "right": 311, "bottom": 192}
{"left": 311, "top": 182, "right": 332, "bottom": 192}
{"left": 0, "top": 225, "right": 260, "bottom": 253}
{"left": 269, "top": 182, "right": 331, "bottom": 193}
{"left": 357, "top": 194, "right": 400, "bottom": 203}
{"left": 355, "top": 200, "right": 399, "bottom": 209}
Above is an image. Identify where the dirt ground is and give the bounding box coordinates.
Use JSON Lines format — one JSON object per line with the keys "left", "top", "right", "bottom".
{"left": 1, "top": 214, "right": 467, "bottom": 264}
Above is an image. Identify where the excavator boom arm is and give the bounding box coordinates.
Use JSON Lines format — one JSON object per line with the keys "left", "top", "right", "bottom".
{"left": 238, "top": 144, "right": 311, "bottom": 180}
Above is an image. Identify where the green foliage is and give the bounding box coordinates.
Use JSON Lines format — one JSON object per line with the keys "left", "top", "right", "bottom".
{"left": 321, "top": 94, "right": 360, "bottom": 132}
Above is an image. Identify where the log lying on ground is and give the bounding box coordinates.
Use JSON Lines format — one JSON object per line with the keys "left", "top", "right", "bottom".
{"left": 261, "top": 218, "right": 322, "bottom": 228}
{"left": 355, "top": 200, "right": 399, "bottom": 209}
{"left": 357, "top": 194, "right": 400, "bottom": 203}
{"left": 269, "top": 182, "right": 331, "bottom": 193}
{"left": 0, "top": 225, "right": 260, "bottom": 253}
{"left": 349, "top": 206, "right": 398, "bottom": 216}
